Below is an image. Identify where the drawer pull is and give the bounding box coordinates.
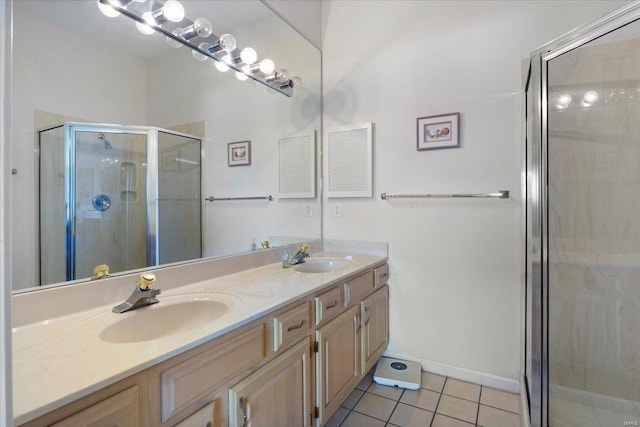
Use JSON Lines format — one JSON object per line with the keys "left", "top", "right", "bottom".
{"left": 364, "top": 307, "right": 371, "bottom": 325}
{"left": 240, "top": 397, "right": 249, "bottom": 427}
{"left": 326, "top": 300, "right": 339, "bottom": 309}
{"left": 287, "top": 319, "right": 306, "bottom": 332}
{"left": 355, "top": 313, "right": 361, "bottom": 333}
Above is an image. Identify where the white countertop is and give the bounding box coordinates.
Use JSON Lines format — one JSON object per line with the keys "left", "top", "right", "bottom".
{"left": 12, "top": 252, "right": 386, "bottom": 425}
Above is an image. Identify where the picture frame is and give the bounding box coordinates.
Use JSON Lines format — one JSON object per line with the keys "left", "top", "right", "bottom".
{"left": 417, "top": 112, "right": 460, "bottom": 151}
{"left": 228, "top": 140, "right": 251, "bottom": 166}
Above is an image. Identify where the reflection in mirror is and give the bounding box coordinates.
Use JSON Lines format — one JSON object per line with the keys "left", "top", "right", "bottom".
{"left": 11, "top": 0, "right": 321, "bottom": 291}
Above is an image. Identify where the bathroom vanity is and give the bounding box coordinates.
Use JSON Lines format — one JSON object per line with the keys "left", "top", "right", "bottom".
{"left": 12, "top": 251, "right": 389, "bottom": 427}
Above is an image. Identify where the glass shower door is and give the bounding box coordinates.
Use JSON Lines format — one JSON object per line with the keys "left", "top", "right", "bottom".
{"left": 73, "top": 130, "right": 149, "bottom": 280}
{"left": 157, "top": 131, "right": 201, "bottom": 264}
{"left": 547, "top": 19, "right": 640, "bottom": 427}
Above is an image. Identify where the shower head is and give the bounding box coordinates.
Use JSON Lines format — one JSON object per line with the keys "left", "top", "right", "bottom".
{"left": 98, "top": 133, "right": 113, "bottom": 150}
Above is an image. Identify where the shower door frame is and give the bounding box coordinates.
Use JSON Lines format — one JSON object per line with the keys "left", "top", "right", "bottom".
{"left": 525, "top": 3, "right": 640, "bottom": 427}
{"left": 64, "top": 122, "right": 158, "bottom": 281}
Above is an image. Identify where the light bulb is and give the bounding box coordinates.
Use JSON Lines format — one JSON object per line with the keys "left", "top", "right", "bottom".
{"left": 583, "top": 90, "right": 599, "bottom": 104}
{"left": 136, "top": 12, "right": 156, "bottom": 35}
{"left": 214, "top": 60, "right": 229, "bottom": 72}
{"left": 166, "top": 27, "right": 183, "bottom": 48}
{"left": 557, "top": 94, "right": 571, "bottom": 107}
{"left": 192, "top": 42, "right": 209, "bottom": 61}
{"left": 259, "top": 59, "right": 275, "bottom": 74}
{"left": 275, "top": 69, "right": 289, "bottom": 83}
{"left": 193, "top": 17, "right": 212, "bottom": 38}
{"left": 240, "top": 48, "right": 257, "bottom": 65}
{"left": 291, "top": 76, "right": 302, "bottom": 87}
{"left": 235, "top": 71, "right": 248, "bottom": 81}
{"left": 97, "top": 0, "right": 120, "bottom": 17}
{"left": 241, "top": 65, "right": 251, "bottom": 75}
{"left": 163, "top": 0, "right": 185, "bottom": 22}
{"left": 180, "top": 18, "right": 212, "bottom": 40}
{"left": 219, "top": 34, "right": 236, "bottom": 52}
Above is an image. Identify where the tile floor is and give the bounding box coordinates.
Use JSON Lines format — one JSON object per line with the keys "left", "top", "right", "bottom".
{"left": 325, "top": 370, "right": 521, "bottom": 427}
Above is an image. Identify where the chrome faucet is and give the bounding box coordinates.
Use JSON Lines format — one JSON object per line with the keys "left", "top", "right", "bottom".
{"left": 112, "top": 272, "right": 161, "bottom": 313}
{"left": 290, "top": 243, "right": 311, "bottom": 265}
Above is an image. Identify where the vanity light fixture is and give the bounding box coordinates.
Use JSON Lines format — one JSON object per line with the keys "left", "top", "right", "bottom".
{"left": 150, "top": 0, "right": 185, "bottom": 23}
{"left": 208, "top": 34, "right": 237, "bottom": 54}
{"left": 96, "top": 0, "right": 297, "bottom": 96}
{"left": 135, "top": 12, "right": 156, "bottom": 35}
{"left": 179, "top": 17, "right": 212, "bottom": 40}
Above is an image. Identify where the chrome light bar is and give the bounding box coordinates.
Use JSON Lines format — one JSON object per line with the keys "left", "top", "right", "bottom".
{"left": 98, "top": 0, "right": 296, "bottom": 97}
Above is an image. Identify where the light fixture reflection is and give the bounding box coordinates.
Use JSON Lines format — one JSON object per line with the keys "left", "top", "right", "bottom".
{"left": 583, "top": 90, "right": 599, "bottom": 104}
{"left": 557, "top": 93, "right": 572, "bottom": 107}
{"left": 192, "top": 42, "right": 210, "bottom": 61}
{"left": 214, "top": 60, "right": 230, "bottom": 72}
{"left": 166, "top": 27, "right": 184, "bottom": 48}
{"left": 235, "top": 71, "right": 248, "bottom": 81}
{"left": 97, "top": 0, "right": 120, "bottom": 17}
{"left": 135, "top": 12, "right": 156, "bottom": 35}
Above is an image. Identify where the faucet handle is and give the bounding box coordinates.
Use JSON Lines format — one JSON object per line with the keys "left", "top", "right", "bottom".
{"left": 93, "top": 264, "right": 110, "bottom": 279}
{"left": 137, "top": 273, "right": 156, "bottom": 290}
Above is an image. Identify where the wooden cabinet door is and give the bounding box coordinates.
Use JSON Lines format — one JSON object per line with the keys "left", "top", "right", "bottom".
{"left": 315, "top": 304, "right": 361, "bottom": 424}
{"left": 173, "top": 402, "right": 214, "bottom": 427}
{"left": 362, "top": 285, "right": 389, "bottom": 374}
{"left": 51, "top": 386, "right": 139, "bottom": 427}
{"left": 229, "top": 338, "right": 312, "bottom": 427}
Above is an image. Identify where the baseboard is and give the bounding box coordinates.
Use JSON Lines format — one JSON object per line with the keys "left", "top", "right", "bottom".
{"left": 382, "top": 350, "right": 520, "bottom": 394}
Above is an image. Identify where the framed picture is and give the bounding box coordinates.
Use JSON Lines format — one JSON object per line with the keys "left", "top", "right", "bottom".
{"left": 228, "top": 140, "right": 251, "bottom": 166}
{"left": 417, "top": 112, "right": 460, "bottom": 151}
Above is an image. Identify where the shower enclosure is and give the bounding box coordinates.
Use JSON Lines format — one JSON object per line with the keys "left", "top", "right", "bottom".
{"left": 39, "top": 122, "right": 202, "bottom": 286}
{"left": 525, "top": 4, "right": 640, "bottom": 427}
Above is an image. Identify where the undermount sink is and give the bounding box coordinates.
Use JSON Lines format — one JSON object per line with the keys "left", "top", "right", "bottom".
{"left": 99, "top": 293, "right": 237, "bottom": 343}
{"left": 294, "top": 258, "right": 351, "bottom": 273}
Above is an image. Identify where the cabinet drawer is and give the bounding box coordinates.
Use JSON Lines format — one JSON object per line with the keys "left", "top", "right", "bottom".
{"left": 315, "top": 286, "right": 343, "bottom": 325}
{"left": 343, "top": 271, "right": 374, "bottom": 306}
{"left": 52, "top": 386, "right": 139, "bottom": 427}
{"left": 374, "top": 264, "right": 389, "bottom": 288}
{"left": 161, "top": 324, "right": 265, "bottom": 422}
{"left": 273, "top": 302, "right": 311, "bottom": 352}
{"left": 174, "top": 402, "right": 214, "bottom": 427}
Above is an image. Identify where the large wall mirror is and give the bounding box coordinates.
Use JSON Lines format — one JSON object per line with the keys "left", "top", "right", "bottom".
{"left": 11, "top": 0, "right": 322, "bottom": 292}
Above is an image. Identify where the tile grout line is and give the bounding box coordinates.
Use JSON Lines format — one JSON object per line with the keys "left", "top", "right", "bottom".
{"left": 476, "top": 386, "right": 483, "bottom": 426}
{"left": 385, "top": 387, "right": 406, "bottom": 425}
{"left": 429, "top": 376, "right": 448, "bottom": 427}
{"left": 337, "top": 378, "right": 370, "bottom": 427}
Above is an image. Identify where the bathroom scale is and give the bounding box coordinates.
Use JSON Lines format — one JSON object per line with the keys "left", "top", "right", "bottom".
{"left": 373, "top": 357, "right": 421, "bottom": 390}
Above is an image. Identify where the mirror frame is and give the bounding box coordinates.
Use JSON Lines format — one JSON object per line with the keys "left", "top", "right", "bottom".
{"left": 1, "top": 1, "right": 13, "bottom": 423}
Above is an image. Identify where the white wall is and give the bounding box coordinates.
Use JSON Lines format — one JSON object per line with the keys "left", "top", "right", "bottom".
{"left": 322, "top": 0, "right": 628, "bottom": 386}
{"left": 11, "top": 10, "right": 147, "bottom": 289}
{"left": 146, "top": 13, "right": 322, "bottom": 257}
{"left": 264, "top": 0, "right": 323, "bottom": 49}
